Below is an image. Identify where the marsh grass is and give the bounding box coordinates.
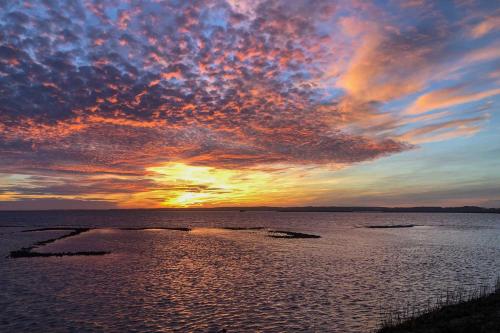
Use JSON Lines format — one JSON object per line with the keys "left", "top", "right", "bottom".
{"left": 377, "top": 277, "right": 500, "bottom": 332}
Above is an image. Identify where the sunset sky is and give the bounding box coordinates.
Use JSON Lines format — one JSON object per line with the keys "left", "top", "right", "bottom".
{"left": 0, "top": 0, "right": 499, "bottom": 209}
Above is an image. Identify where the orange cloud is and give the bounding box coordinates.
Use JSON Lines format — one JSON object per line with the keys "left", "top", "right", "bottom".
{"left": 337, "top": 26, "right": 439, "bottom": 102}
{"left": 406, "top": 87, "right": 500, "bottom": 114}
{"left": 470, "top": 15, "right": 500, "bottom": 38}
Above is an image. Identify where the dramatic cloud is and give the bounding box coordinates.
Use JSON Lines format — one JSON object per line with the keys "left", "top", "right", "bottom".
{"left": 0, "top": 0, "right": 498, "bottom": 207}
{"left": 0, "top": 0, "right": 407, "bottom": 173}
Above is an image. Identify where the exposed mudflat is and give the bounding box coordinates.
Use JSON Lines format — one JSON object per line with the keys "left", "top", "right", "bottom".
{"left": 268, "top": 230, "right": 321, "bottom": 238}
{"left": 366, "top": 224, "right": 417, "bottom": 229}
{"left": 8, "top": 226, "right": 320, "bottom": 258}
{"left": 9, "top": 227, "right": 101, "bottom": 258}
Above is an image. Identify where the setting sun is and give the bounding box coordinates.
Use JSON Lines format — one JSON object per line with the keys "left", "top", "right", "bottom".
{"left": 147, "top": 163, "right": 284, "bottom": 207}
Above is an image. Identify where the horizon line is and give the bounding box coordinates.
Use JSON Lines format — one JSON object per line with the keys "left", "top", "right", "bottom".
{"left": 0, "top": 205, "right": 499, "bottom": 213}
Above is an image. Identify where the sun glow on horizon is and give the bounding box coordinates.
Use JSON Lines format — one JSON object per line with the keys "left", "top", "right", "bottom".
{"left": 146, "top": 163, "right": 283, "bottom": 207}
{"left": 133, "top": 162, "right": 340, "bottom": 208}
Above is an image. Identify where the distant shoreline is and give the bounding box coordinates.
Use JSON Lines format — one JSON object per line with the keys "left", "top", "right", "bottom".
{"left": 0, "top": 206, "right": 499, "bottom": 214}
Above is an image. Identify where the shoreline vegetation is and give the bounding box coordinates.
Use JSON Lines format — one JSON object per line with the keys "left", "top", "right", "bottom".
{"left": 377, "top": 278, "right": 500, "bottom": 333}
{"left": 0, "top": 206, "right": 499, "bottom": 214}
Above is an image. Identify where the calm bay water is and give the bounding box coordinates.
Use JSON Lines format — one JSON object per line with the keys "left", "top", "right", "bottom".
{"left": 1, "top": 211, "right": 499, "bottom": 332}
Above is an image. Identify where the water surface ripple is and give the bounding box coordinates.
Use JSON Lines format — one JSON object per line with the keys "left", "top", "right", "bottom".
{"left": 1, "top": 211, "right": 499, "bottom": 332}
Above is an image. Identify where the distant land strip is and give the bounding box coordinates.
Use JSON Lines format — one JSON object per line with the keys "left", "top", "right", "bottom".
{"left": 277, "top": 206, "right": 500, "bottom": 213}
{"left": 0, "top": 206, "right": 499, "bottom": 213}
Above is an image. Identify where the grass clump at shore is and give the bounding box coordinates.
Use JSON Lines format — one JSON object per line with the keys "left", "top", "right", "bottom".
{"left": 377, "top": 278, "right": 500, "bottom": 333}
